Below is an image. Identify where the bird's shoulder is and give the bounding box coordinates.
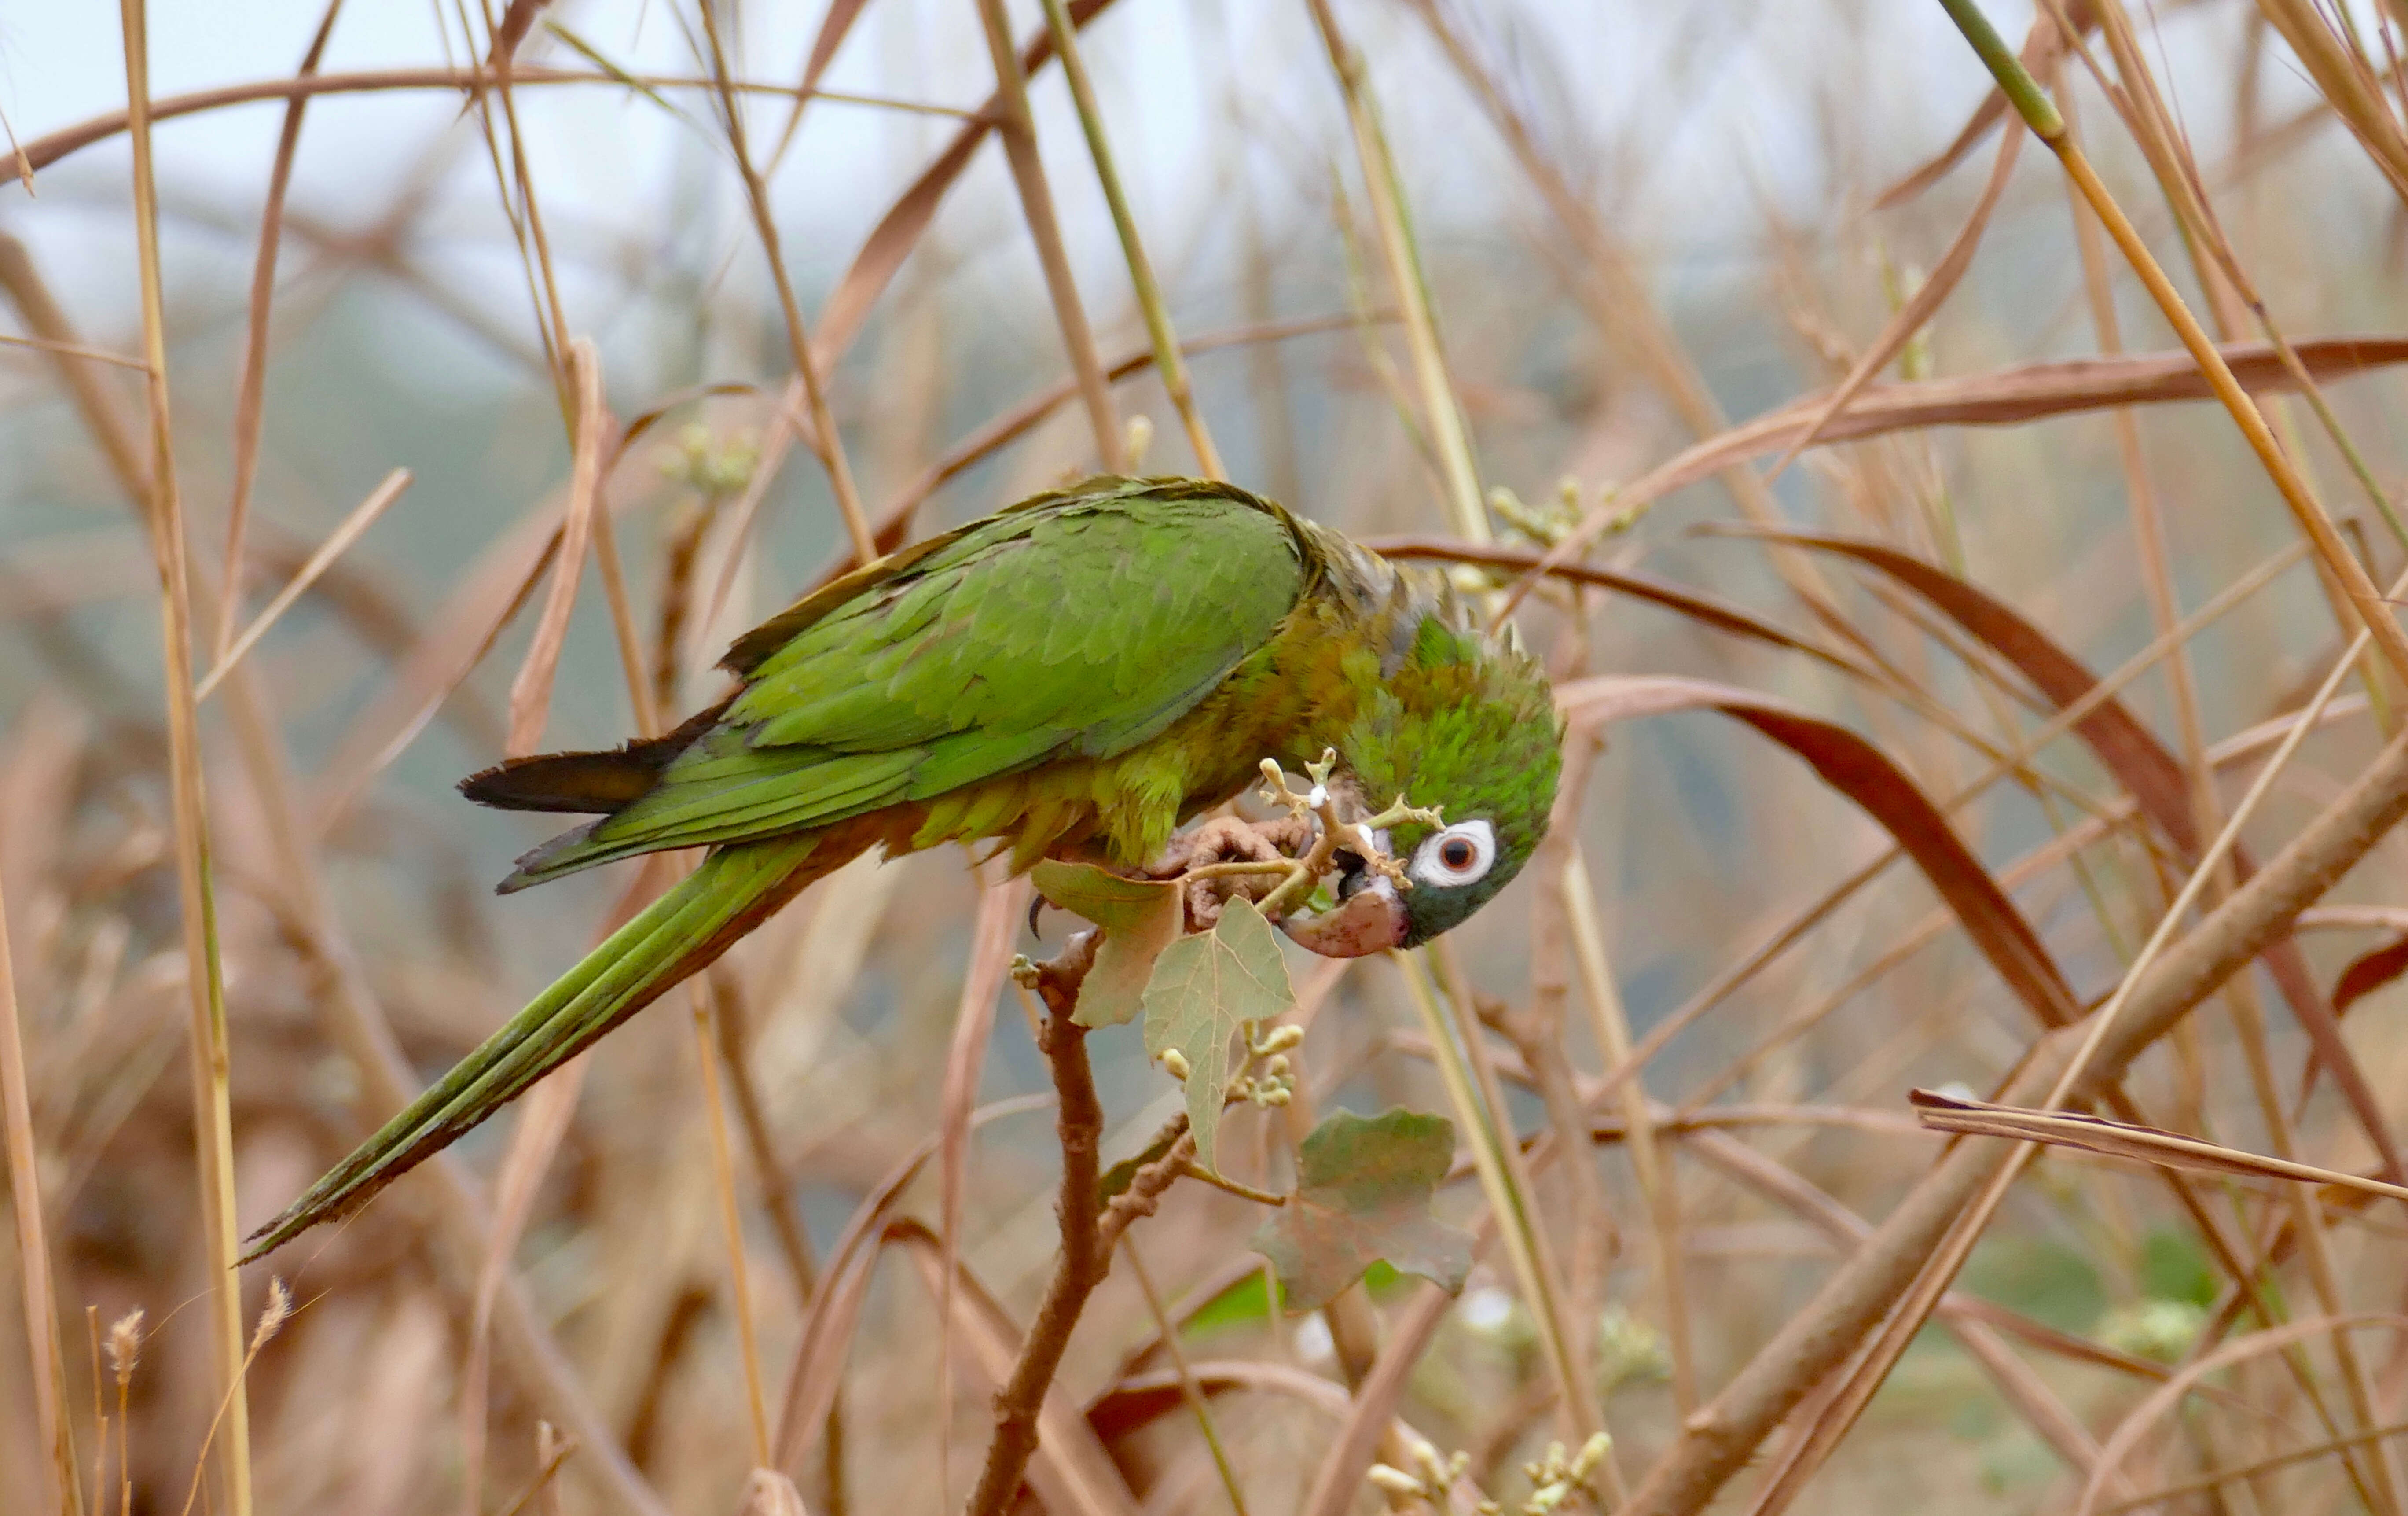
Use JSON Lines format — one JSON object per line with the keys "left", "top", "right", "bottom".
{"left": 718, "top": 475, "right": 1312, "bottom": 679}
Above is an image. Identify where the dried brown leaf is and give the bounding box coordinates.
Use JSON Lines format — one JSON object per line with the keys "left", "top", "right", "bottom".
{"left": 1031, "top": 861, "right": 1182, "bottom": 1030}
{"left": 504, "top": 339, "right": 606, "bottom": 756}
{"left": 809, "top": 0, "right": 1125, "bottom": 369}
{"left": 1738, "top": 527, "right": 2407, "bottom": 1184}
{"left": 1510, "top": 334, "right": 2408, "bottom": 613}
{"left": 1768, "top": 108, "right": 2023, "bottom": 480}
{"left": 1556, "top": 674, "right": 2078, "bottom": 1029}
{"left": 1909, "top": 1089, "right": 2408, "bottom": 1204}
{"left": 2334, "top": 934, "right": 2408, "bottom": 1018}
{"left": 1367, "top": 536, "right": 1864, "bottom": 679}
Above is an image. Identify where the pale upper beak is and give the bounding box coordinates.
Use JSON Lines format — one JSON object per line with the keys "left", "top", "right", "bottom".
{"left": 1278, "top": 874, "right": 1407, "bottom": 958}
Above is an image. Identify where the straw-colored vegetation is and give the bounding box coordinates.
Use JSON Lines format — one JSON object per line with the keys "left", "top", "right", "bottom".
{"left": 10, "top": 0, "right": 2408, "bottom": 1512}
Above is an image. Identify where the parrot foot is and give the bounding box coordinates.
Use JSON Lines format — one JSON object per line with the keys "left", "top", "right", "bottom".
{"left": 1147, "top": 814, "right": 1316, "bottom": 930}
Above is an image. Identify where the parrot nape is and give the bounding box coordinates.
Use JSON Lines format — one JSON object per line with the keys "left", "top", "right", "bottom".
{"left": 245, "top": 476, "right": 1560, "bottom": 1258}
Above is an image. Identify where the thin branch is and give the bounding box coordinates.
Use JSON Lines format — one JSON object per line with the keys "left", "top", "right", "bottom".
{"left": 965, "top": 942, "right": 1108, "bottom": 1516}
{"left": 694, "top": 0, "right": 877, "bottom": 564}
{"left": 1623, "top": 714, "right": 2408, "bottom": 1515}
{"left": 15, "top": 67, "right": 974, "bottom": 177}
{"left": 217, "top": 0, "right": 345, "bottom": 658}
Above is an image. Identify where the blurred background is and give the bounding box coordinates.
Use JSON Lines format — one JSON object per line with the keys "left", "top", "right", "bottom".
{"left": 7, "top": 0, "right": 2408, "bottom": 1511}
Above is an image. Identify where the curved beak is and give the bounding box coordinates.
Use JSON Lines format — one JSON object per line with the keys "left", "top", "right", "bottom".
{"left": 1278, "top": 876, "right": 1408, "bottom": 958}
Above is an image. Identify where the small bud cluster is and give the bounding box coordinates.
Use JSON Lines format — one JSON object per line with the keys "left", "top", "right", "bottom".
{"left": 1487, "top": 476, "right": 1649, "bottom": 551}
{"left": 1159, "top": 1020, "right": 1301, "bottom": 1107}
{"left": 1368, "top": 1430, "right": 1613, "bottom": 1514}
{"left": 1366, "top": 1435, "right": 1469, "bottom": 1509}
{"left": 1234, "top": 1019, "right": 1303, "bottom": 1106}
{"left": 1516, "top": 1434, "right": 1614, "bottom": 1513}
{"left": 658, "top": 422, "right": 760, "bottom": 495}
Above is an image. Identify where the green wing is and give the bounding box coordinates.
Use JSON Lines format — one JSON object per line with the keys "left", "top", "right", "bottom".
{"left": 507, "top": 479, "right": 1308, "bottom": 884}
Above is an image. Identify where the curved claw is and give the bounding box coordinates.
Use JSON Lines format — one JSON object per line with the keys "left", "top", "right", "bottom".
{"left": 1277, "top": 877, "right": 1408, "bottom": 958}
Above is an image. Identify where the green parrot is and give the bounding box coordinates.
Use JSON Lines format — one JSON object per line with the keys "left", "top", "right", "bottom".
{"left": 245, "top": 476, "right": 1560, "bottom": 1258}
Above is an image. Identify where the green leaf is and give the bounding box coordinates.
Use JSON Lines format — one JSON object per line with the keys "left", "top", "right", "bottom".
{"left": 1141, "top": 897, "right": 1292, "bottom": 1172}
{"left": 1031, "top": 860, "right": 1182, "bottom": 1029}
{"left": 1096, "top": 1124, "right": 1183, "bottom": 1207}
{"left": 1252, "top": 1107, "right": 1472, "bottom": 1312}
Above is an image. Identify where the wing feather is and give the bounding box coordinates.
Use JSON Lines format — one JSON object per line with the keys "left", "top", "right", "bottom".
{"left": 508, "top": 480, "right": 1308, "bottom": 884}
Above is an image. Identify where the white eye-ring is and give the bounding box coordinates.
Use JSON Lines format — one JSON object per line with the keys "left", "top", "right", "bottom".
{"left": 1411, "top": 820, "right": 1496, "bottom": 889}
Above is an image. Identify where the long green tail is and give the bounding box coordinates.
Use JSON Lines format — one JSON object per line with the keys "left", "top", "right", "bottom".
{"left": 243, "top": 831, "right": 829, "bottom": 1259}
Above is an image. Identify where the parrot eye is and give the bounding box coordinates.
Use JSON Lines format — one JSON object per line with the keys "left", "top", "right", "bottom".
{"left": 1411, "top": 821, "right": 1496, "bottom": 889}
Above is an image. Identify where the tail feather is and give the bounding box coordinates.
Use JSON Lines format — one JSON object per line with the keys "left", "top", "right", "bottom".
{"left": 459, "top": 695, "right": 733, "bottom": 814}
{"left": 242, "top": 831, "right": 831, "bottom": 1259}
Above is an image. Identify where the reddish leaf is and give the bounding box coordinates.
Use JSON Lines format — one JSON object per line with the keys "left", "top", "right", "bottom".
{"left": 1513, "top": 335, "right": 2408, "bottom": 607}
{"left": 1723, "top": 528, "right": 2198, "bottom": 854}
{"left": 1031, "top": 860, "right": 1183, "bottom": 1030}
{"left": 2335, "top": 935, "right": 2408, "bottom": 1018}
{"left": 1366, "top": 536, "right": 1863, "bottom": 679}
{"left": 1253, "top": 1108, "right": 1473, "bottom": 1312}
{"left": 1735, "top": 527, "right": 2407, "bottom": 1185}
{"left": 1555, "top": 674, "right": 2079, "bottom": 1029}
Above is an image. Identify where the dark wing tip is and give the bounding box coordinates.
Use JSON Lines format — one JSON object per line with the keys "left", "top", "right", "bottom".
{"left": 459, "top": 698, "right": 732, "bottom": 813}
{"left": 459, "top": 751, "right": 655, "bottom": 813}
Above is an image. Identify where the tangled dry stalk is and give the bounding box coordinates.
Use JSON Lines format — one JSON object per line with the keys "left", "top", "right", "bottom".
{"left": 13, "top": 1, "right": 2408, "bottom": 1513}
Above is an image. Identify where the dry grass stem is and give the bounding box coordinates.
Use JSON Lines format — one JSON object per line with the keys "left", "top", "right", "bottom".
{"left": 117, "top": 2, "right": 252, "bottom": 1509}
{"left": 19, "top": 5, "right": 2408, "bottom": 1512}
{"left": 1, "top": 869, "right": 79, "bottom": 1513}
{"left": 196, "top": 467, "right": 411, "bottom": 701}
{"left": 969, "top": 0, "right": 1123, "bottom": 471}
{"left": 1036, "top": 0, "right": 1226, "bottom": 478}
{"left": 694, "top": 0, "right": 877, "bottom": 564}
{"left": 505, "top": 339, "right": 606, "bottom": 754}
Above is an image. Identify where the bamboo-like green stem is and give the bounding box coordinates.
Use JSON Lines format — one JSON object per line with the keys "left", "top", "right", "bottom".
{"left": 1178, "top": 1161, "right": 1285, "bottom": 1207}
{"left": 1395, "top": 948, "right": 1624, "bottom": 1502}
{"left": 118, "top": 1, "right": 251, "bottom": 1511}
{"left": 1302, "top": 0, "right": 1488, "bottom": 543}
{"left": 1563, "top": 850, "right": 1696, "bottom": 1415}
{"left": 1938, "top": 0, "right": 2408, "bottom": 686}
{"left": 1035, "top": 0, "right": 1225, "bottom": 479}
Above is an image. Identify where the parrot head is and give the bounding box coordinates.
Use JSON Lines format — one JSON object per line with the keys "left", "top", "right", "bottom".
{"left": 1280, "top": 611, "right": 1563, "bottom": 957}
